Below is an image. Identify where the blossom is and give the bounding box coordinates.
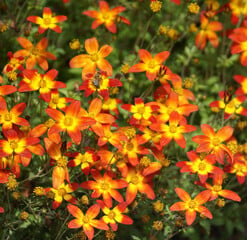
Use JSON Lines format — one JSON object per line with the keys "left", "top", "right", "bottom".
{"left": 170, "top": 188, "right": 212, "bottom": 225}
{"left": 176, "top": 151, "right": 224, "bottom": 183}
{"left": 45, "top": 101, "right": 96, "bottom": 145}
{"left": 80, "top": 169, "right": 128, "bottom": 207}
{"left": 229, "top": 0, "right": 247, "bottom": 24}
{"left": 97, "top": 200, "right": 133, "bottom": 231}
{"left": 19, "top": 69, "right": 66, "bottom": 102}
{"left": 192, "top": 124, "right": 233, "bottom": 164}
{"left": 150, "top": 111, "right": 196, "bottom": 148}
{"left": 67, "top": 204, "right": 109, "bottom": 240}
{"left": 70, "top": 37, "right": 113, "bottom": 80}
{"left": 234, "top": 74, "right": 247, "bottom": 95}
{"left": 27, "top": 7, "right": 67, "bottom": 34}
{"left": 129, "top": 49, "right": 170, "bottom": 81}
{"left": 196, "top": 174, "right": 241, "bottom": 201}
{"left": 195, "top": 13, "right": 222, "bottom": 50}
{"left": 83, "top": 1, "right": 130, "bottom": 33}
{"left": 14, "top": 37, "right": 56, "bottom": 71}
{"left": 0, "top": 96, "right": 29, "bottom": 131}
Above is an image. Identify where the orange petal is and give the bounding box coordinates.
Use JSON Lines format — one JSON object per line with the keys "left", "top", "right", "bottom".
{"left": 194, "top": 190, "right": 211, "bottom": 205}
{"left": 97, "top": 59, "right": 112, "bottom": 76}
{"left": 68, "top": 219, "right": 83, "bottom": 228}
{"left": 170, "top": 202, "right": 187, "bottom": 211}
{"left": 85, "top": 37, "right": 99, "bottom": 54}
{"left": 43, "top": 7, "right": 52, "bottom": 18}
{"left": 175, "top": 188, "right": 191, "bottom": 202}
{"left": 86, "top": 204, "right": 100, "bottom": 219}
{"left": 52, "top": 166, "right": 65, "bottom": 189}
{"left": 67, "top": 204, "right": 83, "bottom": 219}
{"left": 17, "top": 37, "right": 33, "bottom": 49}
{"left": 69, "top": 54, "right": 90, "bottom": 68}
{"left": 154, "top": 51, "right": 170, "bottom": 64}
{"left": 220, "top": 190, "right": 241, "bottom": 202}
{"left": 98, "top": 45, "right": 113, "bottom": 58}
{"left": 185, "top": 210, "right": 196, "bottom": 225}
{"left": 139, "top": 49, "right": 152, "bottom": 63}
{"left": 216, "top": 125, "right": 233, "bottom": 142}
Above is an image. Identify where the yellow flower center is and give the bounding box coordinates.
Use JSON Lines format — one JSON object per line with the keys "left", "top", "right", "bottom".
{"left": 31, "top": 47, "right": 41, "bottom": 56}
{"left": 4, "top": 113, "right": 12, "bottom": 121}
{"left": 64, "top": 116, "right": 73, "bottom": 126}
{"left": 174, "top": 87, "right": 183, "bottom": 95}
{"left": 169, "top": 124, "right": 177, "bottom": 133}
{"left": 130, "top": 175, "right": 139, "bottom": 185}
{"left": 43, "top": 17, "right": 52, "bottom": 25}
{"left": 57, "top": 188, "right": 67, "bottom": 196}
{"left": 126, "top": 142, "right": 134, "bottom": 151}
{"left": 188, "top": 200, "right": 197, "bottom": 209}
{"left": 44, "top": 119, "right": 55, "bottom": 128}
{"left": 56, "top": 156, "right": 68, "bottom": 167}
{"left": 108, "top": 211, "right": 116, "bottom": 219}
{"left": 100, "top": 182, "right": 110, "bottom": 191}
{"left": 82, "top": 216, "right": 90, "bottom": 224}
{"left": 212, "top": 137, "right": 221, "bottom": 146}
{"left": 52, "top": 95, "right": 59, "bottom": 104}
{"left": 198, "top": 162, "right": 206, "bottom": 171}
{"left": 10, "top": 141, "right": 18, "bottom": 150}
{"left": 102, "top": 13, "right": 110, "bottom": 20}
{"left": 147, "top": 60, "right": 157, "bottom": 69}
{"left": 90, "top": 53, "right": 99, "bottom": 62}
{"left": 212, "top": 184, "right": 222, "bottom": 192}
{"left": 137, "top": 106, "right": 145, "bottom": 114}
{"left": 104, "top": 131, "right": 112, "bottom": 139}
{"left": 39, "top": 79, "right": 46, "bottom": 88}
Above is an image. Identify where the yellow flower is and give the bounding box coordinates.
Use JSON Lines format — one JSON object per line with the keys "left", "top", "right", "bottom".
{"left": 188, "top": 3, "right": 200, "bottom": 14}
{"left": 121, "top": 64, "right": 130, "bottom": 74}
{"left": 69, "top": 39, "right": 81, "bottom": 50}
{"left": 20, "top": 211, "right": 29, "bottom": 220}
{"left": 7, "top": 174, "right": 18, "bottom": 191}
{"left": 33, "top": 186, "right": 45, "bottom": 196}
{"left": 152, "top": 220, "right": 163, "bottom": 230}
{"left": 150, "top": 0, "right": 162, "bottom": 13}
{"left": 189, "top": 23, "right": 198, "bottom": 32}
{"left": 153, "top": 200, "right": 164, "bottom": 212}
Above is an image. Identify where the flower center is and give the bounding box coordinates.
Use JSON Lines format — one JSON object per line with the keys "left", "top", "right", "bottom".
{"left": 130, "top": 175, "right": 139, "bottom": 185}
{"left": 102, "top": 13, "right": 110, "bottom": 20}
{"left": 188, "top": 200, "right": 197, "bottom": 209}
{"left": 108, "top": 211, "right": 116, "bottom": 219}
{"left": 147, "top": 60, "right": 157, "bottom": 69}
{"left": 64, "top": 116, "right": 73, "bottom": 126}
{"left": 126, "top": 142, "right": 134, "bottom": 151}
{"left": 212, "top": 137, "right": 221, "bottom": 146}
{"left": 39, "top": 79, "right": 46, "bottom": 88}
{"left": 174, "top": 87, "right": 183, "bottom": 95}
{"left": 212, "top": 184, "right": 222, "bottom": 192}
{"left": 52, "top": 95, "right": 59, "bottom": 104}
{"left": 169, "top": 124, "right": 177, "bottom": 133}
{"left": 137, "top": 106, "right": 145, "bottom": 115}
{"left": 100, "top": 182, "right": 110, "bottom": 191}
{"left": 56, "top": 156, "right": 68, "bottom": 167}
{"left": 90, "top": 53, "right": 99, "bottom": 62}
{"left": 82, "top": 216, "right": 90, "bottom": 224}
{"left": 57, "top": 188, "right": 66, "bottom": 196}
{"left": 198, "top": 162, "right": 206, "bottom": 171}
{"left": 10, "top": 141, "right": 18, "bottom": 150}
{"left": 43, "top": 17, "right": 51, "bottom": 25}
{"left": 4, "top": 113, "right": 12, "bottom": 121}
{"left": 31, "top": 47, "right": 41, "bottom": 56}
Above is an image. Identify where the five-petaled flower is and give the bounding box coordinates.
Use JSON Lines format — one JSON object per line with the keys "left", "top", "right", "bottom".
{"left": 67, "top": 204, "right": 109, "bottom": 240}
{"left": 27, "top": 7, "right": 67, "bottom": 34}
{"left": 170, "top": 188, "right": 212, "bottom": 225}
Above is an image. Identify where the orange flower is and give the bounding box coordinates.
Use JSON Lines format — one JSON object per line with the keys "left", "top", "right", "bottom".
{"left": 195, "top": 13, "right": 222, "bottom": 50}
{"left": 229, "top": 0, "right": 247, "bottom": 24}
{"left": 0, "top": 97, "right": 29, "bottom": 131}
{"left": 83, "top": 1, "right": 130, "bottom": 33}
{"left": 121, "top": 98, "right": 159, "bottom": 126}
{"left": 14, "top": 37, "right": 56, "bottom": 71}
{"left": 19, "top": 69, "right": 66, "bottom": 102}
{"left": 129, "top": 49, "right": 170, "bottom": 81}
{"left": 170, "top": 188, "right": 212, "bottom": 225}
{"left": 192, "top": 124, "right": 233, "bottom": 164}
{"left": 80, "top": 169, "right": 128, "bottom": 207}
{"left": 46, "top": 182, "right": 78, "bottom": 209}
{"left": 150, "top": 111, "right": 196, "bottom": 149}
{"left": 67, "top": 204, "right": 109, "bottom": 240}
{"left": 27, "top": 7, "right": 67, "bottom": 34}
{"left": 46, "top": 101, "right": 95, "bottom": 145}
{"left": 70, "top": 37, "right": 113, "bottom": 80}
{"left": 234, "top": 74, "right": 247, "bottom": 95}
{"left": 209, "top": 91, "right": 247, "bottom": 119}
{"left": 97, "top": 200, "right": 133, "bottom": 231}
{"left": 176, "top": 151, "right": 224, "bottom": 183}
{"left": 196, "top": 174, "right": 241, "bottom": 202}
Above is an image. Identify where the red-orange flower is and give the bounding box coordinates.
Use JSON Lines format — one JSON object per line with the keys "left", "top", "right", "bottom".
{"left": 0, "top": 97, "right": 29, "bottom": 131}
{"left": 83, "top": 1, "right": 130, "bottom": 33}
{"left": 67, "top": 204, "right": 109, "bottom": 240}
{"left": 196, "top": 174, "right": 241, "bottom": 202}
{"left": 14, "top": 37, "right": 56, "bottom": 71}
{"left": 176, "top": 151, "right": 224, "bottom": 183}
{"left": 27, "top": 7, "right": 67, "bottom": 34}
{"left": 70, "top": 37, "right": 113, "bottom": 80}
{"left": 234, "top": 74, "right": 247, "bottom": 95}
{"left": 46, "top": 101, "right": 96, "bottom": 145}
{"left": 150, "top": 111, "right": 196, "bottom": 148}
{"left": 80, "top": 169, "right": 128, "bottom": 207}
{"left": 97, "top": 200, "right": 133, "bottom": 231}
{"left": 19, "top": 69, "right": 66, "bottom": 102}
{"left": 192, "top": 124, "right": 233, "bottom": 164}
{"left": 170, "top": 188, "right": 212, "bottom": 225}
{"left": 129, "top": 49, "right": 170, "bottom": 81}
{"left": 195, "top": 13, "right": 222, "bottom": 50}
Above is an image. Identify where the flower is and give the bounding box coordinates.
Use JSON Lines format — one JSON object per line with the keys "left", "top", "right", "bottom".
{"left": 234, "top": 74, "right": 247, "bottom": 95}
{"left": 67, "top": 204, "right": 109, "bottom": 240}
{"left": 27, "top": 7, "right": 67, "bottom": 34}
{"left": 170, "top": 188, "right": 212, "bottom": 225}
{"left": 229, "top": 0, "right": 247, "bottom": 24}
{"left": 83, "top": 1, "right": 130, "bottom": 33}
{"left": 150, "top": 0, "right": 162, "bottom": 13}
{"left": 97, "top": 200, "right": 133, "bottom": 231}
{"left": 14, "top": 37, "right": 56, "bottom": 71}
{"left": 192, "top": 124, "right": 233, "bottom": 164}
{"left": 129, "top": 49, "right": 170, "bottom": 81}
{"left": 195, "top": 13, "right": 222, "bottom": 50}
{"left": 70, "top": 37, "right": 113, "bottom": 80}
